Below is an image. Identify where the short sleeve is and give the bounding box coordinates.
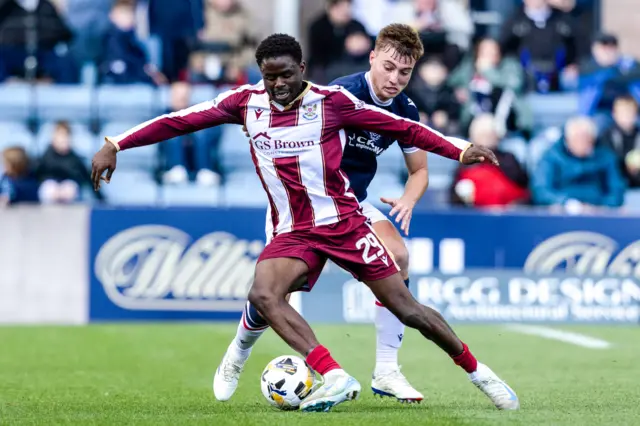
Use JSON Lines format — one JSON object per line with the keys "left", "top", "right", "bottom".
{"left": 398, "top": 97, "right": 421, "bottom": 154}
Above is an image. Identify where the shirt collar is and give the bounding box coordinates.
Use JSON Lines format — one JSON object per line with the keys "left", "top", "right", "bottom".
{"left": 270, "top": 82, "right": 311, "bottom": 111}
{"left": 365, "top": 72, "right": 393, "bottom": 107}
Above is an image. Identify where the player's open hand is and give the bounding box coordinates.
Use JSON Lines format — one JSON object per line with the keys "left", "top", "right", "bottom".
{"left": 380, "top": 196, "right": 415, "bottom": 236}
{"left": 91, "top": 141, "right": 118, "bottom": 191}
{"left": 461, "top": 145, "right": 499, "bottom": 166}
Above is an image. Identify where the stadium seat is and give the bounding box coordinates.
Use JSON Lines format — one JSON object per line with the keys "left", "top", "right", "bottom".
{"left": 99, "top": 122, "right": 159, "bottom": 170}
{"left": 35, "top": 121, "right": 97, "bottom": 159}
{"left": 160, "top": 183, "right": 220, "bottom": 206}
{"left": 425, "top": 152, "right": 458, "bottom": 190}
{"left": 0, "top": 121, "right": 35, "bottom": 154}
{"left": 96, "top": 85, "right": 158, "bottom": 123}
{"left": 221, "top": 172, "right": 268, "bottom": 207}
{"left": 526, "top": 93, "right": 579, "bottom": 130}
{"left": 0, "top": 83, "right": 32, "bottom": 121}
{"left": 219, "top": 124, "right": 254, "bottom": 172}
{"left": 623, "top": 189, "right": 640, "bottom": 211}
{"left": 501, "top": 136, "right": 528, "bottom": 166}
{"left": 377, "top": 143, "right": 405, "bottom": 174}
{"left": 364, "top": 172, "right": 405, "bottom": 208}
{"left": 191, "top": 86, "right": 217, "bottom": 104}
{"left": 34, "top": 85, "right": 92, "bottom": 122}
{"left": 527, "top": 126, "right": 562, "bottom": 173}
{"left": 99, "top": 170, "right": 159, "bottom": 205}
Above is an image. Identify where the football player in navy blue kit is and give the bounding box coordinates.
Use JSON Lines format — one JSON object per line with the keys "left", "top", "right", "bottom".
{"left": 214, "top": 23, "right": 431, "bottom": 404}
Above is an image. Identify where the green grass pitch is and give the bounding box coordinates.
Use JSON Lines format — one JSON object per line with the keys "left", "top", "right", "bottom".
{"left": 0, "top": 323, "right": 638, "bottom": 425}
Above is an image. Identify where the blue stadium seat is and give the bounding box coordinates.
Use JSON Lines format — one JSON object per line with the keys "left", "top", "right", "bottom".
{"left": 426, "top": 153, "right": 458, "bottom": 190}
{"left": 0, "top": 121, "right": 35, "bottom": 153}
{"left": 364, "top": 172, "right": 405, "bottom": 208}
{"left": 527, "top": 126, "right": 562, "bottom": 173}
{"left": 35, "top": 121, "right": 97, "bottom": 159}
{"left": 96, "top": 85, "right": 158, "bottom": 123}
{"left": 34, "top": 85, "right": 92, "bottom": 122}
{"left": 623, "top": 189, "right": 640, "bottom": 211}
{"left": 221, "top": 172, "right": 268, "bottom": 207}
{"left": 219, "top": 124, "right": 253, "bottom": 171}
{"left": 160, "top": 183, "right": 220, "bottom": 206}
{"left": 0, "top": 84, "right": 32, "bottom": 121}
{"left": 191, "top": 85, "right": 217, "bottom": 104}
{"left": 157, "top": 85, "right": 217, "bottom": 113}
{"left": 99, "top": 170, "right": 159, "bottom": 205}
{"left": 99, "top": 122, "right": 158, "bottom": 170}
{"left": 500, "top": 136, "right": 528, "bottom": 165}
{"left": 377, "top": 143, "right": 405, "bottom": 175}
{"left": 526, "top": 93, "right": 579, "bottom": 130}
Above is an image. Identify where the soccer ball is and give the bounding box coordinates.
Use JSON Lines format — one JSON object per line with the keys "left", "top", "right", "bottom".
{"left": 260, "top": 355, "right": 316, "bottom": 410}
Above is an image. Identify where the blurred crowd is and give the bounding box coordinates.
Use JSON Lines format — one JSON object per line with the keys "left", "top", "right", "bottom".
{"left": 1, "top": 0, "right": 640, "bottom": 216}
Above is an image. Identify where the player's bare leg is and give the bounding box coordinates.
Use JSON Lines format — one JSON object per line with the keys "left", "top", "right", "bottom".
{"left": 215, "top": 257, "right": 361, "bottom": 412}
{"left": 249, "top": 258, "right": 360, "bottom": 412}
{"left": 369, "top": 219, "right": 423, "bottom": 403}
{"left": 363, "top": 273, "right": 520, "bottom": 410}
{"left": 213, "top": 295, "right": 293, "bottom": 401}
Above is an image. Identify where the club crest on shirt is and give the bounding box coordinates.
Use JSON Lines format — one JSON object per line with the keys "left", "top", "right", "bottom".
{"left": 368, "top": 131, "right": 381, "bottom": 142}
{"left": 302, "top": 104, "right": 318, "bottom": 120}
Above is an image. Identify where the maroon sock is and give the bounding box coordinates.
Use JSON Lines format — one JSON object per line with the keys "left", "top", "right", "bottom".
{"left": 452, "top": 342, "right": 478, "bottom": 373}
{"left": 305, "top": 345, "right": 341, "bottom": 375}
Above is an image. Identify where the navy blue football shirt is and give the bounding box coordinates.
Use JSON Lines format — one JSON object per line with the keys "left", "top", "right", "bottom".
{"left": 330, "top": 72, "right": 421, "bottom": 202}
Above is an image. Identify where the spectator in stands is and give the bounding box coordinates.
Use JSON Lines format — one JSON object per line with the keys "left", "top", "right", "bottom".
{"left": 532, "top": 116, "right": 625, "bottom": 211}
{"left": 62, "top": 0, "right": 112, "bottom": 63}
{"left": 405, "top": 58, "right": 459, "bottom": 134}
{"left": 98, "top": 0, "right": 167, "bottom": 85}
{"left": 324, "top": 31, "right": 372, "bottom": 84}
{"left": 547, "top": 0, "right": 595, "bottom": 62}
{"left": 188, "top": 0, "right": 258, "bottom": 85}
{"left": 500, "top": 0, "right": 578, "bottom": 93}
{"left": 161, "top": 82, "right": 222, "bottom": 187}
{"left": 0, "top": 147, "right": 39, "bottom": 207}
{"left": 36, "top": 121, "right": 103, "bottom": 203}
{"left": 448, "top": 37, "right": 532, "bottom": 137}
{"left": 600, "top": 95, "right": 640, "bottom": 188}
{"left": 578, "top": 33, "right": 640, "bottom": 129}
{"left": 148, "top": 0, "right": 203, "bottom": 82}
{"left": 412, "top": 0, "right": 474, "bottom": 70}
{"left": 0, "top": 0, "right": 77, "bottom": 83}
{"left": 307, "top": 0, "right": 368, "bottom": 83}
{"left": 450, "top": 113, "right": 530, "bottom": 208}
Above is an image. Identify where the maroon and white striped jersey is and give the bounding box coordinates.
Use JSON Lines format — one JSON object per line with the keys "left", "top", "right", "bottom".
{"left": 108, "top": 81, "right": 469, "bottom": 237}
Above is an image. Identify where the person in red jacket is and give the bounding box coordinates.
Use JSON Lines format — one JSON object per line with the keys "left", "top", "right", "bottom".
{"left": 450, "top": 113, "right": 530, "bottom": 208}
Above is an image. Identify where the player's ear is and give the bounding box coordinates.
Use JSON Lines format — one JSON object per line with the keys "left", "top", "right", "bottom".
{"left": 299, "top": 60, "right": 306, "bottom": 76}
{"left": 369, "top": 50, "right": 376, "bottom": 66}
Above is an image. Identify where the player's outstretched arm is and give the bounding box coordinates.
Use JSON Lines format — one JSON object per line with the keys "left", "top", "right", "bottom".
{"left": 91, "top": 86, "right": 250, "bottom": 190}
{"left": 331, "top": 88, "right": 498, "bottom": 166}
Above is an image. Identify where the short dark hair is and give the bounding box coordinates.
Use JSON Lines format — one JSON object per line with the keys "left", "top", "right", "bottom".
{"left": 327, "top": 0, "right": 351, "bottom": 7}
{"left": 255, "top": 33, "right": 303, "bottom": 66}
{"left": 55, "top": 120, "right": 71, "bottom": 133}
{"left": 375, "top": 23, "right": 424, "bottom": 62}
{"left": 614, "top": 94, "right": 638, "bottom": 109}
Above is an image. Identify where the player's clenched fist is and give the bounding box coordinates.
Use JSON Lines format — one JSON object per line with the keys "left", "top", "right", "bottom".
{"left": 460, "top": 145, "right": 499, "bottom": 166}
{"left": 91, "top": 141, "right": 118, "bottom": 191}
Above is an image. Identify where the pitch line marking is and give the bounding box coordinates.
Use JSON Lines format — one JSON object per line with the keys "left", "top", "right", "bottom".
{"left": 505, "top": 324, "right": 612, "bottom": 349}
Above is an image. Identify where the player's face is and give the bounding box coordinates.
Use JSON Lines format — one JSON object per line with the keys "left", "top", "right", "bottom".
{"left": 260, "top": 55, "right": 306, "bottom": 106}
{"left": 369, "top": 47, "right": 416, "bottom": 101}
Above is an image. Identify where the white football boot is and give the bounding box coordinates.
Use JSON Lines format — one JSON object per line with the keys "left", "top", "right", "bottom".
{"left": 213, "top": 343, "right": 249, "bottom": 401}
{"left": 469, "top": 362, "right": 520, "bottom": 410}
{"left": 299, "top": 369, "right": 361, "bottom": 412}
{"left": 371, "top": 367, "right": 424, "bottom": 403}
